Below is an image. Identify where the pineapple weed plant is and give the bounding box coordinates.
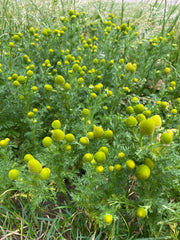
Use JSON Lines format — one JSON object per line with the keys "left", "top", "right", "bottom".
{"left": 0, "top": 5, "right": 180, "bottom": 240}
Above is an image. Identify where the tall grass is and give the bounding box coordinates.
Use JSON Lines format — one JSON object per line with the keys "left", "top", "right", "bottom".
{"left": 0, "top": 0, "right": 180, "bottom": 38}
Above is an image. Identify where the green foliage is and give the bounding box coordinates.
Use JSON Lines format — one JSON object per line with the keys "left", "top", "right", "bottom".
{"left": 0, "top": 1, "right": 180, "bottom": 239}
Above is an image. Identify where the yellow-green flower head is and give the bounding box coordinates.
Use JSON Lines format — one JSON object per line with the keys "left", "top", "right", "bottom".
{"left": 143, "top": 110, "right": 151, "bottom": 117}
{"left": 133, "top": 78, "right": 138, "bottom": 83}
{"left": 136, "top": 114, "right": 146, "bottom": 123}
{"left": 94, "top": 151, "right": 106, "bottom": 163}
{"left": 64, "top": 83, "right": 71, "bottom": 91}
{"left": 91, "top": 158, "right": 95, "bottom": 164}
{"left": 31, "top": 86, "right": 38, "bottom": 91}
{"left": 171, "top": 109, "right": 177, "bottom": 114}
{"left": 23, "top": 55, "right": 29, "bottom": 61}
{"left": 5, "top": 138, "right": 10, "bottom": 142}
{"left": 52, "top": 129, "right": 65, "bottom": 141}
{"left": 119, "top": 58, "right": 124, "bottom": 64}
{"left": 126, "top": 106, "right": 134, "bottom": 115}
{"left": 104, "top": 130, "right": 113, "bottom": 139}
{"left": 24, "top": 154, "right": 34, "bottom": 162}
{"left": 79, "top": 137, "right": 89, "bottom": 145}
{"left": 139, "top": 119, "right": 155, "bottom": 135}
{"left": 13, "top": 35, "right": 20, "bottom": 42}
{"left": 91, "top": 93, "right": 97, "bottom": 98}
{"left": 69, "top": 9, "right": 75, "bottom": 16}
{"left": 98, "top": 83, "right": 103, "bottom": 88}
{"left": 9, "top": 42, "right": 15, "bottom": 47}
{"left": 72, "top": 63, "right": 80, "bottom": 72}
{"left": 160, "top": 101, "right": 168, "bottom": 109}
{"left": 144, "top": 158, "right": 154, "bottom": 170}
{"left": 45, "top": 59, "right": 50, "bottom": 65}
{"left": 125, "top": 159, "right": 135, "bottom": 169}
{"left": 42, "top": 28, "right": 51, "bottom": 36}
{"left": 65, "top": 133, "right": 75, "bottom": 143}
{"left": 131, "top": 97, "right": 138, "bottom": 103}
{"left": 150, "top": 115, "right": 162, "bottom": 129}
{"left": 93, "top": 58, "right": 99, "bottom": 65}
{"left": 167, "top": 129, "right": 175, "bottom": 137}
{"left": 107, "top": 90, "right": 113, "bottom": 96}
{"left": 65, "top": 54, "right": 72, "bottom": 61}
{"left": 27, "top": 70, "right": 34, "bottom": 77}
{"left": 101, "top": 59, "right": 106, "bottom": 64}
{"left": 40, "top": 168, "right": 51, "bottom": 180}
{"left": 78, "top": 77, "right": 84, "bottom": 84}
{"left": 27, "top": 112, "right": 35, "bottom": 119}
{"left": 136, "top": 164, "right": 151, "bottom": 180}
{"left": 169, "top": 87, "right": 173, "bottom": 91}
{"left": 65, "top": 144, "right": 71, "bottom": 151}
{"left": 42, "top": 136, "right": 52, "bottom": 147}
{"left": 160, "top": 132, "right": 173, "bottom": 144}
{"left": 44, "top": 84, "right": 53, "bottom": 91}
{"left": 93, "top": 84, "right": 101, "bottom": 93}
{"left": 109, "top": 59, "right": 114, "bottom": 65}
{"left": 52, "top": 120, "right": 61, "bottom": 129}
{"left": 93, "top": 125, "right": 104, "bottom": 138}
{"left": 13, "top": 80, "right": 20, "bottom": 87}
{"left": 12, "top": 73, "right": 18, "bottom": 80}
{"left": 121, "top": 86, "right": 131, "bottom": 92}
{"left": 28, "top": 159, "right": 42, "bottom": 174}
{"left": 55, "top": 75, "right": 65, "bottom": 85}
{"left": 109, "top": 166, "right": 114, "bottom": 171}
{"left": 8, "top": 169, "right": 19, "bottom": 180}
{"left": 30, "top": 64, "right": 35, "bottom": 70}
{"left": 104, "top": 214, "right": 113, "bottom": 225}
{"left": 137, "top": 208, "right": 147, "bottom": 218}
{"left": 29, "top": 27, "right": 34, "bottom": 34}
{"left": 121, "top": 23, "right": 127, "bottom": 31}
{"left": 114, "top": 164, "right": 122, "bottom": 172}
{"left": 125, "top": 62, "right": 136, "bottom": 72}
{"left": 0, "top": 139, "right": 7, "bottom": 148}
{"left": 57, "top": 61, "right": 62, "bottom": 66}
{"left": 164, "top": 67, "right": 171, "bottom": 74}
{"left": 61, "top": 26, "right": 67, "bottom": 32}
{"left": 79, "top": 70, "right": 85, "bottom": 76}
{"left": 87, "top": 131, "right": 94, "bottom": 140}
{"left": 83, "top": 153, "right": 93, "bottom": 162}
{"left": 134, "top": 104, "right": 145, "bottom": 114}
{"left": 125, "top": 62, "right": 132, "bottom": 71}
{"left": 124, "top": 116, "right": 138, "bottom": 127}
{"left": 99, "top": 146, "right": 108, "bottom": 156}
{"left": 83, "top": 43, "right": 89, "bottom": 49}
{"left": 118, "top": 152, "right": 125, "bottom": 159}
{"left": 82, "top": 108, "right": 90, "bottom": 117}
{"left": 96, "top": 165, "right": 104, "bottom": 173}
{"left": 170, "top": 81, "right": 176, "bottom": 87}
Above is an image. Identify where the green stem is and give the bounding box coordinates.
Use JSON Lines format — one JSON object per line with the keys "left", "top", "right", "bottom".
{"left": 161, "top": 0, "right": 167, "bottom": 36}
{"left": 121, "top": 0, "right": 124, "bottom": 25}
{"left": 131, "top": 129, "right": 139, "bottom": 143}
{"left": 139, "top": 134, "right": 143, "bottom": 147}
{"left": 32, "top": 124, "right": 36, "bottom": 147}
{"left": 9, "top": 49, "right": 13, "bottom": 71}
{"left": 151, "top": 132, "right": 154, "bottom": 144}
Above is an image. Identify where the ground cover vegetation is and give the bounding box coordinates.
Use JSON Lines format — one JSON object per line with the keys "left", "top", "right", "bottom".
{"left": 0, "top": 0, "right": 180, "bottom": 239}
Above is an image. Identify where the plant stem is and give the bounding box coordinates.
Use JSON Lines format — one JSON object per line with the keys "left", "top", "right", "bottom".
{"left": 121, "top": 0, "right": 125, "bottom": 24}
{"left": 161, "top": 0, "right": 167, "bottom": 36}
